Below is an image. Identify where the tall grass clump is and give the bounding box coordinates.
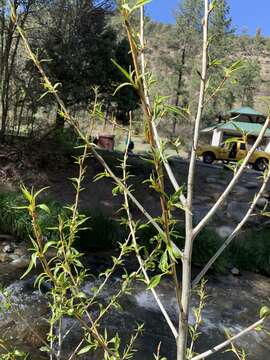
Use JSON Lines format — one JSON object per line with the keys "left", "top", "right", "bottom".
{"left": 230, "top": 229, "right": 270, "bottom": 275}
{"left": 0, "top": 191, "right": 123, "bottom": 251}
{"left": 75, "top": 209, "right": 124, "bottom": 251}
{"left": 0, "top": 192, "right": 62, "bottom": 240}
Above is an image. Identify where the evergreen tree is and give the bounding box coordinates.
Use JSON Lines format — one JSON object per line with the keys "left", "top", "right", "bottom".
{"left": 234, "top": 59, "right": 261, "bottom": 107}
{"left": 169, "top": 0, "right": 203, "bottom": 135}
{"left": 32, "top": 0, "right": 138, "bottom": 126}
{"left": 254, "top": 27, "right": 265, "bottom": 54}
{"left": 209, "top": 0, "right": 234, "bottom": 58}
{"left": 205, "top": 0, "right": 235, "bottom": 121}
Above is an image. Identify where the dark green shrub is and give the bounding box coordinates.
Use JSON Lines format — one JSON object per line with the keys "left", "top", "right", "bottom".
{"left": 0, "top": 191, "right": 123, "bottom": 251}
{"left": 51, "top": 127, "right": 78, "bottom": 153}
{"left": 192, "top": 228, "right": 227, "bottom": 272}
{"left": 0, "top": 192, "right": 31, "bottom": 239}
{"left": 75, "top": 210, "right": 124, "bottom": 251}
{"left": 2, "top": 189, "right": 269, "bottom": 275}
{"left": 136, "top": 223, "right": 227, "bottom": 272}
{"left": 230, "top": 229, "right": 270, "bottom": 275}
{"left": 0, "top": 192, "right": 63, "bottom": 240}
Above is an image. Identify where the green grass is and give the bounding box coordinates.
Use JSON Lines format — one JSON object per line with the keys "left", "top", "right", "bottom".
{"left": 0, "top": 192, "right": 63, "bottom": 240}
{"left": 0, "top": 192, "right": 122, "bottom": 251}
{"left": 0, "top": 190, "right": 269, "bottom": 275}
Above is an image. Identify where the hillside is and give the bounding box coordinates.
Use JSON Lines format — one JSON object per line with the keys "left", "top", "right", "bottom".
{"left": 143, "top": 20, "right": 270, "bottom": 124}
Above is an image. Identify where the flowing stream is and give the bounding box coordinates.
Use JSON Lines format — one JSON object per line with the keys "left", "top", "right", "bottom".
{"left": 0, "top": 255, "right": 269, "bottom": 360}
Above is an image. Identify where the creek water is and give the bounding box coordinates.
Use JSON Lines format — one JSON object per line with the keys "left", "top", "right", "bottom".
{"left": 0, "top": 256, "right": 269, "bottom": 360}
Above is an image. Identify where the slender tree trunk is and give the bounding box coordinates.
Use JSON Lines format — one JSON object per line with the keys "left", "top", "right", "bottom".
{"left": 0, "top": 0, "right": 5, "bottom": 78}
{"left": 0, "top": 26, "right": 13, "bottom": 141}
{"left": 177, "top": 1, "right": 209, "bottom": 359}
{"left": 0, "top": 1, "right": 16, "bottom": 142}
{"left": 172, "top": 46, "right": 186, "bottom": 136}
{"left": 16, "top": 95, "right": 25, "bottom": 136}
{"left": 0, "top": 0, "right": 32, "bottom": 142}
{"left": 0, "top": 105, "right": 7, "bottom": 140}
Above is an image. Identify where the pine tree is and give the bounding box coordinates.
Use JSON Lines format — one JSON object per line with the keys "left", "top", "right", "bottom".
{"left": 170, "top": 0, "right": 203, "bottom": 135}
{"left": 32, "top": 0, "right": 133, "bottom": 127}
{"left": 234, "top": 59, "right": 261, "bottom": 107}
{"left": 205, "top": 0, "right": 235, "bottom": 120}
{"left": 209, "top": 0, "right": 234, "bottom": 59}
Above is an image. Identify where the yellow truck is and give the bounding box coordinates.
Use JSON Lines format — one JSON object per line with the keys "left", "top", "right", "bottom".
{"left": 196, "top": 140, "right": 270, "bottom": 171}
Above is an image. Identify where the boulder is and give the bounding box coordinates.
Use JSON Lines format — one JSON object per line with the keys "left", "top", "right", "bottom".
{"left": 193, "top": 204, "right": 213, "bottom": 223}
{"left": 11, "top": 255, "right": 31, "bottom": 269}
{"left": 0, "top": 234, "right": 16, "bottom": 242}
{"left": 256, "top": 198, "right": 268, "bottom": 210}
{"left": 14, "top": 247, "right": 28, "bottom": 257}
{"left": 262, "top": 190, "right": 270, "bottom": 200}
{"left": 2, "top": 244, "right": 14, "bottom": 253}
{"left": 205, "top": 177, "right": 218, "bottom": 184}
{"left": 193, "top": 196, "right": 212, "bottom": 205}
{"left": 231, "top": 267, "right": 240, "bottom": 276}
{"left": 0, "top": 253, "right": 9, "bottom": 262}
{"left": 210, "top": 192, "right": 223, "bottom": 201}
{"left": 205, "top": 177, "right": 228, "bottom": 186}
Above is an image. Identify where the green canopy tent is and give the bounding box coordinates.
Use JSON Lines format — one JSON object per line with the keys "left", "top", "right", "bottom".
{"left": 225, "top": 106, "right": 266, "bottom": 124}
{"left": 202, "top": 107, "right": 269, "bottom": 151}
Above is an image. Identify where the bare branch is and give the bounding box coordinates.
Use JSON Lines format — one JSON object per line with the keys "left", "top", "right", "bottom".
{"left": 191, "top": 318, "right": 265, "bottom": 360}
{"left": 193, "top": 117, "right": 270, "bottom": 238}
{"left": 193, "top": 167, "right": 270, "bottom": 286}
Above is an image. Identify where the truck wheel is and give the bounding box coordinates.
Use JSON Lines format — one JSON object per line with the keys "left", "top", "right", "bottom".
{"left": 254, "top": 158, "right": 268, "bottom": 172}
{"left": 203, "top": 152, "right": 215, "bottom": 164}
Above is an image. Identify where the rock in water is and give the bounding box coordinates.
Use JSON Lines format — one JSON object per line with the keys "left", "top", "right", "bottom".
{"left": 11, "top": 255, "right": 30, "bottom": 269}
{"left": 3, "top": 244, "right": 14, "bottom": 253}
{"left": 0, "top": 253, "right": 9, "bottom": 262}
{"left": 216, "top": 226, "right": 234, "bottom": 239}
{"left": 231, "top": 267, "right": 240, "bottom": 276}
{"left": 256, "top": 198, "right": 268, "bottom": 210}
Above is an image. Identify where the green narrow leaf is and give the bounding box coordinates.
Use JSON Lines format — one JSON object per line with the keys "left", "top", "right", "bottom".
{"left": 34, "top": 186, "right": 50, "bottom": 200}
{"left": 37, "top": 204, "right": 50, "bottom": 214}
{"left": 159, "top": 251, "right": 168, "bottom": 272}
{"left": 260, "top": 306, "right": 270, "bottom": 318}
{"left": 111, "top": 59, "right": 132, "bottom": 82}
{"left": 147, "top": 274, "right": 162, "bottom": 289}
{"left": 43, "top": 241, "right": 56, "bottom": 253}
{"left": 171, "top": 241, "right": 183, "bottom": 259}
{"left": 77, "top": 345, "right": 92, "bottom": 355}
{"left": 131, "top": 0, "right": 152, "bottom": 12}
{"left": 20, "top": 253, "right": 37, "bottom": 279}
{"left": 113, "top": 82, "right": 133, "bottom": 96}
{"left": 76, "top": 291, "right": 87, "bottom": 299}
{"left": 229, "top": 59, "right": 244, "bottom": 72}
{"left": 20, "top": 185, "right": 32, "bottom": 203}
{"left": 39, "top": 346, "right": 50, "bottom": 353}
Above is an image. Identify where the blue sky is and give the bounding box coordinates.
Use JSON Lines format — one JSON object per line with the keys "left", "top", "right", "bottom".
{"left": 146, "top": 0, "right": 270, "bottom": 36}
